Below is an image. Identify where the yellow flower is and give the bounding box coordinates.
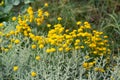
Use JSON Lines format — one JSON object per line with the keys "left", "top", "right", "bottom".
{"left": 78, "top": 28, "right": 83, "bottom": 32}
{"left": 47, "top": 24, "right": 51, "bottom": 28}
{"left": 84, "top": 21, "right": 89, "bottom": 25}
{"left": 44, "top": 11, "right": 49, "bottom": 17}
{"left": 36, "top": 56, "right": 40, "bottom": 60}
{"left": 0, "top": 1, "right": 4, "bottom": 6}
{"left": 37, "top": 9, "right": 43, "bottom": 17}
{"left": 44, "top": 3, "right": 48, "bottom": 7}
{"left": 89, "top": 43, "right": 96, "bottom": 48}
{"left": 75, "top": 46, "right": 80, "bottom": 49}
{"left": 12, "top": 17, "right": 17, "bottom": 21}
{"left": 39, "top": 44, "right": 44, "bottom": 49}
{"left": 65, "top": 35, "right": 72, "bottom": 39}
{"left": 89, "top": 62, "right": 94, "bottom": 67}
{"left": 14, "top": 39, "right": 20, "bottom": 44}
{"left": 104, "top": 40, "right": 108, "bottom": 43}
{"left": 94, "top": 67, "right": 99, "bottom": 71}
{"left": 6, "top": 34, "right": 10, "bottom": 38}
{"left": 35, "top": 17, "right": 44, "bottom": 26}
{"left": 9, "top": 30, "right": 15, "bottom": 35}
{"left": 99, "top": 42, "right": 104, "bottom": 45}
{"left": 8, "top": 44, "right": 12, "bottom": 49}
{"left": 50, "top": 48, "right": 56, "bottom": 52}
{"left": 75, "top": 39, "right": 80, "bottom": 43}
{"left": 85, "top": 25, "right": 91, "bottom": 29}
{"left": 31, "top": 71, "right": 37, "bottom": 77}
{"left": 27, "top": 6, "right": 33, "bottom": 15}
{"left": 65, "top": 29, "right": 69, "bottom": 33}
{"left": 94, "top": 68, "right": 105, "bottom": 72}
{"left": 85, "top": 56, "right": 90, "bottom": 59}
{"left": 57, "top": 17, "right": 62, "bottom": 21}
{"left": 104, "top": 36, "right": 108, "bottom": 38}
{"left": 4, "top": 48, "right": 9, "bottom": 52}
{"left": 24, "top": 31, "right": 28, "bottom": 36}
{"left": 82, "top": 62, "right": 88, "bottom": 68}
{"left": 59, "top": 47, "right": 63, "bottom": 51}
{"left": 102, "top": 47, "right": 106, "bottom": 51}
{"left": 93, "top": 51, "right": 97, "bottom": 54}
{"left": 13, "top": 66, "right": 18, "bottom": 71}
{"left": 76, "top": 21, "right": 81, "bottom": 25}
{"left": 0, "top": 23, "right": 4, "bottom": 27}
{"left": 80, "top": 46, "right": 84, "bottom": 49}
{"left": 31, "top": 44, "right": 36, "bottom": 49}
{"left": 63, "top": 44, "right": 67, "bottom": 48}
{"left": 65, "top": 47, "right": 71, "bottom": 52}
{"left": 46, "top": 49, "right": 51, "bottom": 53}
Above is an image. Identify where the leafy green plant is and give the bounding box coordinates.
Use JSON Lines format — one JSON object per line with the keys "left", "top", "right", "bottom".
{"left": 0, "top": 0, "right": 35, "bottom": 22}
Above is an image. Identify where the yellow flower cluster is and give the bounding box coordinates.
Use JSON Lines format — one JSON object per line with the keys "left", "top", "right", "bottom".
{"left": 27, "top": 6, "right": 34, "bottom": 22}
{"left": 0, "top": 5, "right": 111, "bottom": 73}
{"left": 45, "top": 21, "right": 110, "bottom": 56}
{"left": 2, "top": 6, "right": 110, "bottom": 59}
{"left": 0, "top": 5, "right": 50, "bottom": 51}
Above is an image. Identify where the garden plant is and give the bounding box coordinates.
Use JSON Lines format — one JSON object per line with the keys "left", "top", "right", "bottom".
{"left": 0, "top": 0, "right": 120, "bottom": 80}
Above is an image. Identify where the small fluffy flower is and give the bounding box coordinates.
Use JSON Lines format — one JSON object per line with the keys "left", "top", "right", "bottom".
{"left": 31, "top": 44, "right": 36, "bottom": 49}
{"left": 14, "top": 39, "right": 20, "bottom": 44}
{"left": 47, "top": 24, "right": 51, "bottom": 28}
{"left": 0, "top": 23, "right": 4, "bottom": 27}
{"left": 82, "top": 62, "right": 88, "bottom": 68}
{"left": 44, "top": 11, "right": 49, "bottom": 17}
{"left": 4, "top": 48, "right": 9, "bottom": 52}
{"left": 39, "top": 44, "right": 44, "bottom": 49}
{"left": 36, "top": 55, "right": 40, "bottom": 60}
{"left": 104, "top": 36, "right": 108, "bottom": 38}
{"left": 13, "top": 66, "right": 19, "bottom": 71}
{"left": 76, "top": 21, "right": 81, "bottom": 25}
{"left": 59, "top": 47, "right": 63, "bottom": 51}
{"left": 57, "top": 17, "right": 62, "bottom": 21}
{"left": 31, "top": 71, "right": 37, "bottom": 77}
{"left": 44, "top": 3, "right": 48, "bottom": 7}
{"left": 46, "top": 49, "right": 50, "bottom": 53}
{"left": 12, "top": 17, "right": 17, "bottom": 21}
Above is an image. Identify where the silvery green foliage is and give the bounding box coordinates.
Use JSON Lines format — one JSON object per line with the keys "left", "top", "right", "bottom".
{"left": 110, "top": 56, "right": 120, "bottom": 80}
{"left": 0, "top": 39, "right": 119, "bottom": 80}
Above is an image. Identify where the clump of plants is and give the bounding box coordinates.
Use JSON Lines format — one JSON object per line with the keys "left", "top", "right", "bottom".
{"left": 0, "top": 2, "right": 119, "bottom": 80}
